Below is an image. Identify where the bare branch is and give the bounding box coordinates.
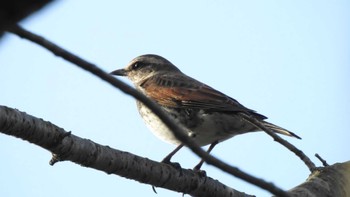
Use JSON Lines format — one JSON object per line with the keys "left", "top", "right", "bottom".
{"left": 0, "top": 105, "right": 250, "bottom": 197}
{"left": 288, "top": 161, "right": 350, "bottom": 197}
{"left": 315, "top": 153, "right": 329, "bottom": 167}
{"left": 240, "top": 113, "right": 316, "bottom": 172}
{"left": 7, "top": 25, "right": 291, "bottom": 196}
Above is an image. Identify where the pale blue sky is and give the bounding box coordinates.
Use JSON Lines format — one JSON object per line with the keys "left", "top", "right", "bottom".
{"left": 0, "top": 1, "right": 349, "bottom": 196}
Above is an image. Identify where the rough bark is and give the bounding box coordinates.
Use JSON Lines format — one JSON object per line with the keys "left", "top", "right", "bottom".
{"left": 288, "top": 162, "right": 350, "bottom": 197}
{"left": 0, "top": 105, "right": 248, "bottom": 197}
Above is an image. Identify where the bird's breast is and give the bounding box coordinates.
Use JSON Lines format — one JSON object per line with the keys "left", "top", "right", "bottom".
{"left": 135, "top": 101, "right": 259, "bottom": 146}
{"left": 136, "top": 101, "right": 183, "bottom": 145}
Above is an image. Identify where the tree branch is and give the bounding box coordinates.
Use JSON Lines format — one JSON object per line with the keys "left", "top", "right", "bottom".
{"left": 288, "top": 161, "right": 350, "bottom": 197}
{"left": 239, "top": 113, "right": 316, "bottom": 172}
{"left": 0, "top": 105, "right": 249, "bottom": 197}
{"left": 315, "top": 153, "right": 329, "bottom": 167}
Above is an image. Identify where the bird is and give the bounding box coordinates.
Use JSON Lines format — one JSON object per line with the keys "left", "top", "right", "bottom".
{"left": 110, "top": 54, "right": 301, "bottom": 170}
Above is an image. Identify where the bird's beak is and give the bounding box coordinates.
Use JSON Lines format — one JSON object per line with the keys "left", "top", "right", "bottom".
{"left": 110, "top": 68, "right": 127, "bottom": 76}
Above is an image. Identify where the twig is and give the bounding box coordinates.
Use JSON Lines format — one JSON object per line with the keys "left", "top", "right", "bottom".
{"left": 240, "top": 113, "right": 316, "bottom": 172}
{"left": 7, "top": 24, "right": 291, "bottom": 197}
{"left": 315, "top": 153, "right": 329, "bottom": 167}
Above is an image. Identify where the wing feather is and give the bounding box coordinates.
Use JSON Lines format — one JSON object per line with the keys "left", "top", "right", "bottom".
{"left": 140, "top": 74, "right": 267, "bottom": 120}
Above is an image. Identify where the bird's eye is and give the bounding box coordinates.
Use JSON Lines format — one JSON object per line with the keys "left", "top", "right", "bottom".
{"left": 132, "top": 62, "right": 143, "bottom": 70}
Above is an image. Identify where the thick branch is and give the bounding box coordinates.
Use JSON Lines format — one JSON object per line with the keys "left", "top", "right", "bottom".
{"left": 0, "top": 105, "right": 249, "bottom": 197}
{"left": 7, "top": 25, "right": 290, "bottom": 196}
{"left": 288, "top": 161, "right": 350, "bottom": 197}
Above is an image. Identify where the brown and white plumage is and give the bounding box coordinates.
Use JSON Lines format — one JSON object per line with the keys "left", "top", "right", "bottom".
{"left": 111, "top": 54, "right": 301, "bottom": 165}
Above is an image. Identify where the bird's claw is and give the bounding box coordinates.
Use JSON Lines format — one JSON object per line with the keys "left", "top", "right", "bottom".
{"left": 193, "top": 168, "right": 207, "bottom": 177}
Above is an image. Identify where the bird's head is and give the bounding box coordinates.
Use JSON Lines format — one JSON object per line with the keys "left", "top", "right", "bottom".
{"left": 111, "top": 54, "right": 181, "bottom": 85}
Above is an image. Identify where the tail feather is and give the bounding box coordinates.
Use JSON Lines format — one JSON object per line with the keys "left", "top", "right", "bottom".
{"left": 262, "top": 121, "right": 301, "bottom": 139}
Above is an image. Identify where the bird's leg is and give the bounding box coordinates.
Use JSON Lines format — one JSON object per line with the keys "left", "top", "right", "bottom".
{"left": 161, "top": 144, "right": 184, "bottom": 164}
{"left": 193, "top": 141, "right": 219, "bottom": 171}
{"left": 152, "top": 144, "right": 184, "bottom": 193}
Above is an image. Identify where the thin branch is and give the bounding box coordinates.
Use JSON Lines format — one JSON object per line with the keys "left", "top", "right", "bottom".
{"left": 7, "top": 24, "right": 291, "bottom": 197}
{"left": 240, "top": 113, "right": 317, "bottom": 172}
{"left": 0, "top": 105, "right": 247, "bottom": 197}
{"left": 315, "top": 153, "right": 329, "bottom": 167}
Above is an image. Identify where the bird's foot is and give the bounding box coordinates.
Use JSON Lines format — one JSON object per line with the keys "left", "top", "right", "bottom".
{"left": 151, "top": 159, "right": 182, "bottom": 193}
{"left": 193, "top": 162, "right": 207, "bottom": 177}
{"left": 163, "top": 161, "right": 182, "bottom": 170}
{"left": 193, "top": 168, "right": 207, "bottom": 177}
{"left": 161, "top": 157, "right": 182, "bottom": 169}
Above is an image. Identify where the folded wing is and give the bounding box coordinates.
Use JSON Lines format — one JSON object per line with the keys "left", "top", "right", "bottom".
{"left": 140, "top": 73, "right": 267, "bottom": 120}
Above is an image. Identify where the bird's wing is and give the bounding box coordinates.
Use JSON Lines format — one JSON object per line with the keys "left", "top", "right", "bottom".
{"left": 140, "top": 73, "right": 267, "bottom": 120}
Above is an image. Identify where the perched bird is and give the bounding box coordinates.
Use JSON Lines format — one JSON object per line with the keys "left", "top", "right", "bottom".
{"left": 111, "top": 54, "right": 301, "bottom": 169}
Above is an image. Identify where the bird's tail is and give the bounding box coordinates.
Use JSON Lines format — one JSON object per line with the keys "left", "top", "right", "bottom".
{"left": 262, "top": 121, "right": 301, "bottom": 139}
